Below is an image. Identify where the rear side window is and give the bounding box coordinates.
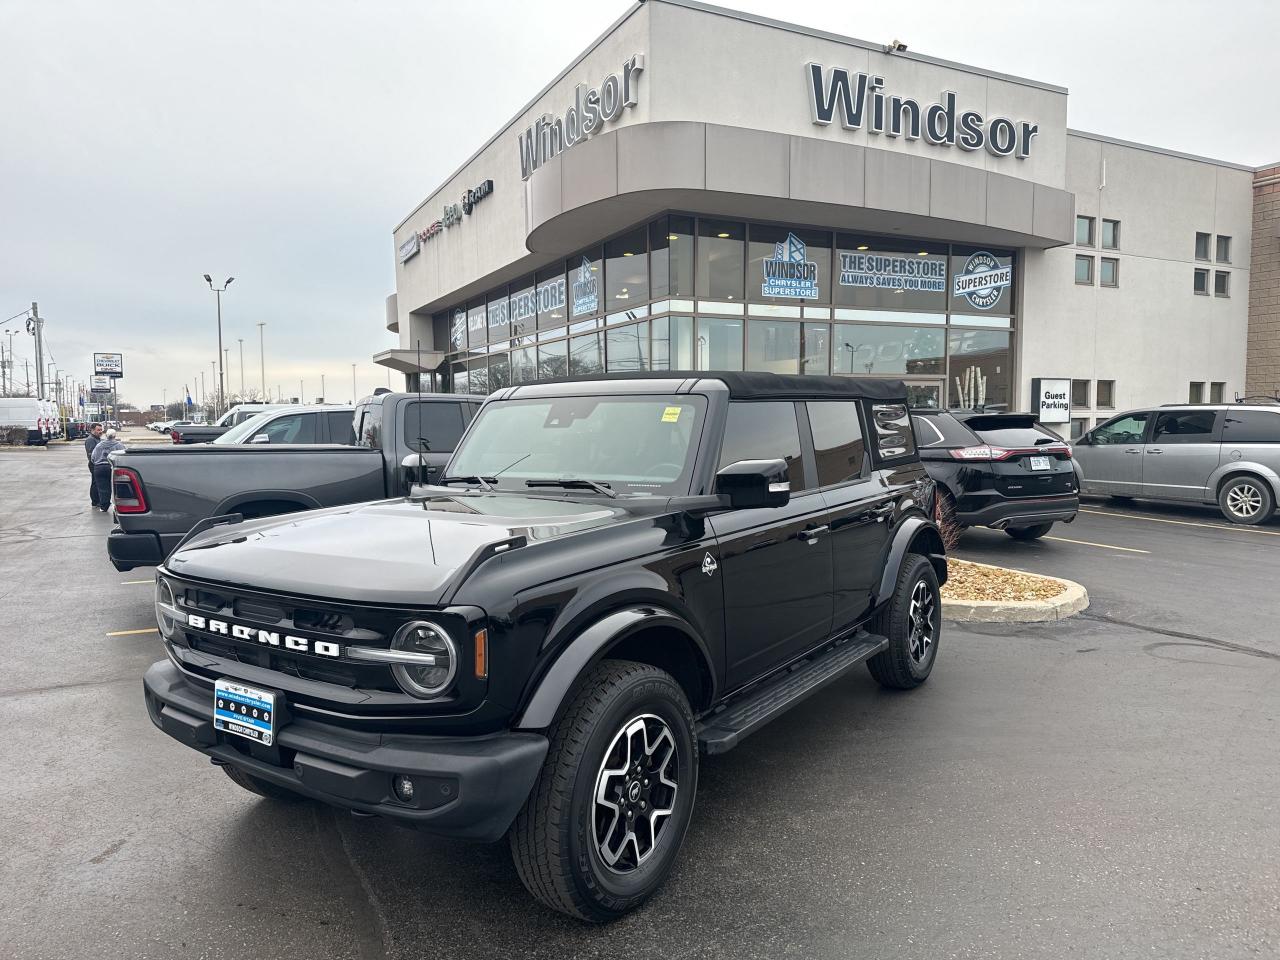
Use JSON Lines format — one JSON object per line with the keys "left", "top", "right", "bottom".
{"left": 403, "top": 401, "right": 468, "bottom": 453}
{"left": 719, "top": 401, "right": 805, "bottom": 490}
{"left": 325, "top": 411, "right": 355, "bottom": 444}
{"left": 262, "top": 413, "right": 317, "bottom": 444}
{"left": 1152, "top": 410, "right": 1218, "bottom": 443}
{"left": 807, "top": 402, "right": 865, "bottom": 486}
{"left": 354, "top": 401, "right": 379, "bottom": 449}
{"left": 968, "top": 416, "right": 1062, "bottom": 448}
{"left": 1221, "top": 410, "right": 1280, "bottom": 443}
{"left": 869, "top": 403, "right": 915, "bottom": 460}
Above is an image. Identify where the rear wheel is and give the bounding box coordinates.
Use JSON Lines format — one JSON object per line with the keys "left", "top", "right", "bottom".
{"left": 510, "top": 661, "right": 698, "bottom": 922}
{"left": 1005, "top": 522, "right": 1053, "bottom": 541}
{"left": 867, "top": 554, "right": 941, "bottom": 690}
{"left": 1218, "top": 476, "right": 1275, "bottom": 525}
{"left": 222, "top": 764, "right": 305, "bottom": 802}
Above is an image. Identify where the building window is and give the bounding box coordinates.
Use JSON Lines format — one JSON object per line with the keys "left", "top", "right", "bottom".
{"left": 746, "top": 319, "right": 802, "bottom": 374}
{"left": 570, "top": 248, "right": 602, "bottom": 319}
{"left": 1101, "top": 219, "right": 1120, "bottom": 250}
{"left": 948, "top": 329, "right": 1011, "bottom": 410}
{"left": 1096, "top": 380, "right": 1115, "bottom": 408}
{"left": 651, "top": 315, "right": 694, "bottom": 370}
{"left": 1099, "top": 257, "right": 1119, "bottom": 288}
{"left": 569, "top": 332, "right": 603, "bottom": 375}
{"left": 1075, "top": 215, "right": 1095, "bottom": 246}
{"left": 1075, "top": 255, "right": 1094, "bottom": 285}
{"left": 1193, "top": 269, "right": 1209, "bottom": 295}
{"left": 605, "top": 320, "right": 649, "bottom": 372}
{"left": 695, "top": 219, "right": 745, "bottom": 301}
{"left": 1209, "top": 382, "right": 1225, "bottom": 403}
{"left": 835, "top": 236, "right": 948, "bottom": 312}
{"left": 537, "top": 264, "right": 568, "bottom": 331}
{"left": 749, "top": 224, "right": 831, "bottom": 304}
{"left": 1071, "top": 380, "right": 1090, "bottom": 407}
{"left": 1214, "top": 271, "right": 1230, "bottom": 298}
{"left": 832, "top": 324, "right": 944, "bottom": 377}
{"left": 1195, "top": 232, "right": 1211, "bottom": 261}
{"left": 697, "top": 316, "right": 743, "bottom": 370}
{"left": 1216, "top": 235, "right": 1231, "bottom": 264}
{"left": 1188, "top": 381, "right": 1205, "bottom": 404}
{"left": 1069, "top": 417, "right": 1089, "bottom": 439}
{"left": 604, "top": 226, "right": 649, "bottom": 307}
{"left": 801, "top": 322, "right": 830, "bottom": 375}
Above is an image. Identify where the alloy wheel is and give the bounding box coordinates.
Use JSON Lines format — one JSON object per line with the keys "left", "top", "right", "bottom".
{"left": 907, "top": 579, "right": 937, "bottom": 664}
{"left": 593, "top": 714, "right": 679, "bottom": 872}
{"left": 1226, "top": 483, "right": 1263, "bottom": 520}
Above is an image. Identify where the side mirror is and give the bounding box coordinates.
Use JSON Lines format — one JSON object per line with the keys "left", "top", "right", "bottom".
{"left": 714, "top": 458, "right": 791, "bottom": 510}
{"left": 250, "top": 433, "right": 270, "bottom": 444}
{"left": 400, "top": 452, "right": 426, "bottom": 491}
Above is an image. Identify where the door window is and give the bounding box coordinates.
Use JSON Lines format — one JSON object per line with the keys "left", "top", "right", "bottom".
{"left": 326, "top": 411, "right": 355, "bottom": 444}
{"left": 807, "top": 402, "right": 866, "bottom": 486}
{"left": 719, "top": 401, "right": 805, "bottom": 490}
{"left": 402, "top": 401, "right": 468, "bottom": 453}
{"left": 1091, "top": 413, "right": 1148, "bottom": 445}
{"left": 1151, "top": 410, "right": 1218, "bottom": 444}
{"left": 261, "top": 413, "right": 317, "bottom": 444}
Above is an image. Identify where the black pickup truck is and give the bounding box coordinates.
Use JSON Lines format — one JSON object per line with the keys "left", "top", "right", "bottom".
{"left": 108, "top": 391, "right": 479, "bottom": 570}
{"left": 142, "top": 372, "right": 947, "bottom": 921}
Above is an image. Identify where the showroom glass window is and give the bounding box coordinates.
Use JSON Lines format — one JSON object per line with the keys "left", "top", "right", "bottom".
{"left": 650, "top": 215, "right": 694, "bottom": 299}
{"left": 948, "top": 329, "right": 1011, "bottom": 409}
{"left": 748, "top": 224, "right": 830, "bottom": 305}
{"left": 466, "top": 300, "right": 487, "bottom": 349}
{"left": 510, "top": 344, "right": 537, "bottom": 384}
{"left": 697, "top": 316, "right": 743, "bottom": 370}
{"left": 834, "top": 236, "right": 948, "bottom": 312}
{"left": 569, "top": 332, "right": 603, "bottom": 376}
{"left": 537, "top": 339, "right": 567, "bottom": 380}
{"left": 802, "top": 323, "right": 829, "bottom": 375}
{"left": 949, "top": 246, "right": 1015, "bottom": 318}
{"left": 570, "top": 247, "right": 603, "bottom": 319}
{"left": 509, "top": 275, "right": 536, "bottom": 339}
{"left": 832, "top": 324, "right": 944, "bottom": 377}
{"left": 652, "top": 315, "right": 694, "bottom": 371}
{"left": 487, "top": 352, "right": 511, "bottom": 391}
{"left": 605, "top": 227, "right": 648, "bottom": 308}
{"left": 746, "top": 319, "right": 802, "bottom": 374}
{"left": 537, "top": 263, "right": 568, "bottom": 331}
{"left": 696, "top": 220, "right": 745, "bottom": 300}
{"left": 467, "top": 357, "right": 489, "bottom": 395}
{"left": 487, "top": 288, "right": 510, "bottom": 341}
{"left": 606, "top": 321, "right": 649, "bottom": 372}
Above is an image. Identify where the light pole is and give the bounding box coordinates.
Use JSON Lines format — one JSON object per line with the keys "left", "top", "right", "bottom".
{"left": 210, "top": 360, "right": 216, "bottom": 413}
{"left": 351, "top": 363, "right": 356, "bottom": 404}
{"left": 203, "top": 275, "right": 234, "bottom": 417}
{"left": 223, "top": 348, "right": 230, "bottom": 403}
{"left": 237, "top": 338, "right": 245, "bottom": 397}
{"left": 256, "top": 322, "right": 266, "bottom": 398}
{"left": 320, "top": 373, "right": 326, "bottom": 402}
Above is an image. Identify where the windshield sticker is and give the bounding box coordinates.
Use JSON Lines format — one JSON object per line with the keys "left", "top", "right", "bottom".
{"left": 661, "top": 406, "right": 682, "bottom": 423}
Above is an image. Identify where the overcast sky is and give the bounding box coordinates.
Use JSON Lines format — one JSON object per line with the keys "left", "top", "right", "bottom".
{"left": 2, "top": 0, "right": 1275, "bottom": 408}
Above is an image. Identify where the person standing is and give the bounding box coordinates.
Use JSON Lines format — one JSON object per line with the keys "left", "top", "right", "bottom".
{"left": 84, "top": 422, "right": 104, "bottom": 508}
{"left": 90, "top": 428, "right": 126, "bottom": 513}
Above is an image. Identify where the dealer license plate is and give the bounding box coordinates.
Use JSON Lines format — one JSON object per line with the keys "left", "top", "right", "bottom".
{"left": 214, "top": 679, "right": 276, "bottom": 746}
{"left": 1029, "top": 456, "right": 1051, "bottom": 471}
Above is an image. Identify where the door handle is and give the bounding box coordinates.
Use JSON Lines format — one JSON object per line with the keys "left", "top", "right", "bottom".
{"left": 870, "top": 503, "right": 895, "bottom": 518}
{"left": 1147, "top": 448, "right": 1163, "bottom": 455}
{"left": 798, "top": 525, "right": 829, "bottom": 543}
{"left": 1125, "top": 448, "right": 1141, "bottom": 454}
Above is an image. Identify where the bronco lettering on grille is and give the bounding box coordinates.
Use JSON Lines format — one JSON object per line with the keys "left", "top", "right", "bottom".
{"left": 185, "top": 614, "right": 341, "bottom": 658}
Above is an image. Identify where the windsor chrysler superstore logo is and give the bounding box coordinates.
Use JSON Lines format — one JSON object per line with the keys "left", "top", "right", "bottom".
{"left": 762, "top": 234, "right": 819, "bottom": 299}
{"left": 953, "top": 251, "right": 1012, "bottom": 310}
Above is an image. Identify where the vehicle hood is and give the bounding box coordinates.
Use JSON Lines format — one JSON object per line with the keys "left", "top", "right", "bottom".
{"left": 165, "top": 493, "right": 630, "bottom": 605}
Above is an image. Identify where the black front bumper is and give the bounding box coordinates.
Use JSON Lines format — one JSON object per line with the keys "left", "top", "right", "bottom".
{"left": 108, "top": 529, "right": 184, "bottom": 571}
{"left": 143, "top": 659, "right": 548, "bottom": 842}
{"left": 956, "top": 494, "right": 1079, "bottom": 529}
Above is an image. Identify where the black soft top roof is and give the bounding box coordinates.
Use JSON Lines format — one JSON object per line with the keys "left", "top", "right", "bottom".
{"left": 527, "top": 371, "right": 907, "bottom": 402}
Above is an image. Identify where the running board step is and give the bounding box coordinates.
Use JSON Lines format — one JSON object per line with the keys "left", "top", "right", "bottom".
{"left": 696, "top": 631, "right": 888, "bottom": 755}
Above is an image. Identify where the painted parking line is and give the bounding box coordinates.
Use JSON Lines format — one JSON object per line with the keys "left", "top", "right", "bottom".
{"left": 106, "top": 627, "right": 158, "bottom": 637}
{"left": 1044, "top": 535, "right": 1150, "bottom": 554}
{"left": 120, "top": 579, "right": 153, "bottom": 585}
{"left": 1080, "top": 508, "right": 1280, "bottom": 537}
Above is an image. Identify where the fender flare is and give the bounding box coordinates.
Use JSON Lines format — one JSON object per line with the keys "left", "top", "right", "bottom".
{"left": 515, "top": 606, "right": 714, "bottom": 730}
{"left": 213, "top": 489, "right": 323, "bottom": 516}
{"left": 873, "top": 514, "right": 947, "bottom": 606}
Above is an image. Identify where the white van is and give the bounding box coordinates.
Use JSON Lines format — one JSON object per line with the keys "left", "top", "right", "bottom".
{"left": 0, "top": 398, "right": 50, "bottom": 445}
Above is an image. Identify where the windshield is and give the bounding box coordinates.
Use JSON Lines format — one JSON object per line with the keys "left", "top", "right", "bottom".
{"left": 446, "top": 395, "right": 706, "bottom": 496}
{"left": 214, "top": 410, "right": 277, "bottom": 444}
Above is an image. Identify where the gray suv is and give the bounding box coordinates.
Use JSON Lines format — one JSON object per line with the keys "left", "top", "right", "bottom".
{"left": 1072, "top": 404, "right": 1280, "bottom": 524}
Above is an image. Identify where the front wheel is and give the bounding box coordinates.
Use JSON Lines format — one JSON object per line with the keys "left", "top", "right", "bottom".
{"left": 1219, "top": 476, "right": 1275, "bottom": 525}
{"left": 867, "top": 554, "right": 941, "bottom": 690}
{"left": 510, "top": 661, "right": 698, "bottom": 922}
{"left": 1006, "top": 522, "right": 1053, "bottom": 541}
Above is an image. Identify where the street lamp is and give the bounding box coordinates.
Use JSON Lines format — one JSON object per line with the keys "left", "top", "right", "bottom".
{"left": 256, "top": 322, "right": 266, "bottom": 398}
{"left": 237, "top": 338, "right": 245, "bottom": 397}
{"left": 203, "top": 274, "right": 234, "bottom": 416}
{"left": 351, "top": 363, "right": 356, "bottom": 404}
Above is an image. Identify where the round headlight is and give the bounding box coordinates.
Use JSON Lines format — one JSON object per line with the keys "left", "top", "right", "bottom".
{"left": 154, "top": 577, "right": 180, "bottom": 640}
{"left": 390, "top": 621, "right": 457, "bottom": 699}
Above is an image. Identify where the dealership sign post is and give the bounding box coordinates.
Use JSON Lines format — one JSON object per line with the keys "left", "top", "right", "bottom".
{"left": 1031, "top": 378, "right": 1071, "bottom": 425}
{"left": 94, "top": 352, "right": 124, "bottom": 377}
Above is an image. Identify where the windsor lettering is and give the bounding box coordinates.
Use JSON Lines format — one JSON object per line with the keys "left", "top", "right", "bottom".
{"left": 807, "top": 64, "right": 1039, "bottom": 159}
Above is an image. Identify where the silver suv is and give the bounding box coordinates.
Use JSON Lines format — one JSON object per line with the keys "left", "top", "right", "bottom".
{"left": 1072, "top": 404, "right": 1280, "bottom": 524}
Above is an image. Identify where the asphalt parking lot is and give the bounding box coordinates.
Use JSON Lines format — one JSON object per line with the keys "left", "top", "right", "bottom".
{"left": 2, "top": 444, "right": 1277, "bottom": 960}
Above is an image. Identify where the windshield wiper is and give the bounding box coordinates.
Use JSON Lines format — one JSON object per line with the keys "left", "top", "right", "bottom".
{"left": 437, "top": 474, "right": 496, "bottom": 492}
{"left": 526, "top": 478, "right": 618, "bottom": 499}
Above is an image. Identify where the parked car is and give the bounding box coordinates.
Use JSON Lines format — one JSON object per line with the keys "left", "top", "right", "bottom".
{"left": 107, "top": 392, "right": 478, "bottom": 570}
{"left": 210, "top": 405, "right": 354, "bottom": 446}
{"left": 141, "top": 372, "right": 947, "bottom": 920}
{"left": 1073, "top": 403, "right": 1280, "bottom": 524}
{"left": 913, "top": 409, "right": 1078, "bottom": 540}
{"left": 0, "top": 398, "right": 52, "bottom": 444}
{"left": 170, "top": 403, "right": 297, "bottom": 444}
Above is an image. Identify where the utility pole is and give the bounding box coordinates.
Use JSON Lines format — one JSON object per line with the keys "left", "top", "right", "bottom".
{"left": 203, "top": 276, "right": 233, "bottom": 417}
{"left": 299, "top": 379, "right": 304, "bottom": 404}
{"left": 210, "top": 360, "right": 217, "bottom": 414}
{"left": 320, "top": 373, "right": 326, "bottom": 402}
{"left": 28, "top": 302, "right": 44, "bottom": 399}
{"left": 237, "top": 338, "right": 245, "bottom": 396}
{"left": 351, "top": 363, "right": 356, "bottom": 404}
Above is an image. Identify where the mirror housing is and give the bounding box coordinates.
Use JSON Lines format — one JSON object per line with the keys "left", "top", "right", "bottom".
{"left": 400, "top": 452, "right": 426, "bottom": 492}
{"left": 714, "top": 458, "right": 791, "bottom": 510}
{"left": 250, "top": 433, "right": 270, "bottom": 444}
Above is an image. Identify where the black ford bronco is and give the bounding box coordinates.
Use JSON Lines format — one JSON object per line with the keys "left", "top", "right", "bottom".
{"left": 143, "top": 372, "right": 946, "bottom": 921}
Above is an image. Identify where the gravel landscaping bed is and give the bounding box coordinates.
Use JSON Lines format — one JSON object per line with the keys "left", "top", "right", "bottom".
{"left": 942, "top": 558, "right": 1068, "bottom": 603}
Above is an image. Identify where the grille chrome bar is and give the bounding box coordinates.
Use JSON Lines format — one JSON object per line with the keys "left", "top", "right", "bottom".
{"left": 346, "top": 646, "right": 439, "bottom": 666}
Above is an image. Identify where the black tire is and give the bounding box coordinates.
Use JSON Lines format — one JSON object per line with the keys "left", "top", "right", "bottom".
{"left": 222, "top": 764, "right": 305, "bottom": 802}
{"left": 1218, "top": 475, "right": 1276, "bottom": 525}
{"left": 867, "top": 554, "right": 941, "bottom": 690}
{"left": 510, "top": 660, "right": 698, "bottom": 922}
{"left": 1005, "top": 522, "right": 1053, "bottom": 541}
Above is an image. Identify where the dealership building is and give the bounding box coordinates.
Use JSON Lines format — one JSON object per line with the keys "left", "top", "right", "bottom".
{"left": 378, "top": 0, "right": 1276, "bottom": 434}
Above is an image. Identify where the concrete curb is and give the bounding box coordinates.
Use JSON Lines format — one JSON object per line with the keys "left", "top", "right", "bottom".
{"left": 942, "top": 560, "right": 1089, "bottom": 623}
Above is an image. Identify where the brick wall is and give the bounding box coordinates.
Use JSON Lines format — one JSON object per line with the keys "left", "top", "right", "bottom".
{"left": 1246, "top": 165, "right": 1280, "bottom": 397}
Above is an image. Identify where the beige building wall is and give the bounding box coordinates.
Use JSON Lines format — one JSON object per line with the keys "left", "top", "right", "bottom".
{"left": 1246, "top": 165, "right": 1280, "bottom": 397}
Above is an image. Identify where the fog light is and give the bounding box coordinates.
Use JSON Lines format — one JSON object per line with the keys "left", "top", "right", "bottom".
{"left": 392, "top": 774, "right": 415, "bottom": 803}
